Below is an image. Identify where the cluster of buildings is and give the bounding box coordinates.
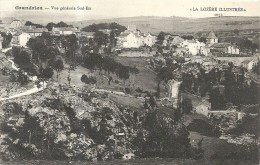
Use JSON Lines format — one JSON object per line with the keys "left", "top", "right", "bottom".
{"left": 0, "top": 17, "right": 81, "bottom": 48}
{"left": 165, "top": 31, "right": 240, "bottom": 56}
{"left": 116, "top": 25, "right": 156, "bottom": 48}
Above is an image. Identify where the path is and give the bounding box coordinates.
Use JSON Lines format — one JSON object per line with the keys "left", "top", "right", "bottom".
{"left": 0, "top": 47, "right": 46, "bottom": 101}
{"left": 0, "top": 82, "right": 47, "bottom": 101}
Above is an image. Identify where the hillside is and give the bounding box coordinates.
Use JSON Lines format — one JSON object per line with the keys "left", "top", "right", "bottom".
{"left": 71, "top": 16, "right": 260, "bottom": 34}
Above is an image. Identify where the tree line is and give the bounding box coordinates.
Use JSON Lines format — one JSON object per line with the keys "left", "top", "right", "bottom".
{"left": 82, "top": 53, "right": 139, "bottom": 83}
{"left": 82, "top": 22, "right": 127, "bottom": 35}
{"left": 24, "top": 21, "right": 73, "bottom": 31}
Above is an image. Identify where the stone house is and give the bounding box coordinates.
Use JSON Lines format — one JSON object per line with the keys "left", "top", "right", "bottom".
{"left": 180, "top": 40, "right": 205, "bottom": 55}
{"left": 52, "top": 27, "right": 78, "bottom": 35}
{"left": 211, "top": 43, "right": 240, "bottom": 55}
{"left": 242, "top": 59, "right": 258, "bottom": 71}
{"left": 20, "top": 26, "right": 48, "bottom": 37}
{"left": 116, "top": 25, "right": 156, "bottom": 48}
{"left": 206, "top": 31, "right": 218, "bottom": 46}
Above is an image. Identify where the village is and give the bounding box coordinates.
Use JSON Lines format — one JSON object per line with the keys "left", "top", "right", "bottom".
{"left": 0, "top": 16, "right": 259, "bottom": 164}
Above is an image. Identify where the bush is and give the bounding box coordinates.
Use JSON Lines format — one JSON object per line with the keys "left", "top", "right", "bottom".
{"left": 125, "top": 87, "right": 131, "bottom": 94}
{"left": 187, "top": 119, "right": 221, "bottom": 137}
{"left": 135, "top": 87, "right": 143, "bottom": 93}
{"left": 81, "top": 74, "right": 97, "bottom": 84}
{"left": 114, "top": 80, "right": 119, "bottom": 84}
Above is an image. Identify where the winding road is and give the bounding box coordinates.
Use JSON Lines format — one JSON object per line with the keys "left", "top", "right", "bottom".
{"left": 0, "top": 82, "right": 47, "bottom": 101}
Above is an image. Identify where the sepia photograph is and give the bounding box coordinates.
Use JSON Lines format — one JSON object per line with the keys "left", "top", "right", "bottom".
{"left": 0, "top": 0, "right": 259, "bottom": 164}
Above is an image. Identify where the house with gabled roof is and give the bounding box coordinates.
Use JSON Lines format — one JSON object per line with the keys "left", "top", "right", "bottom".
{"left": 11, "top": 31, "right": 31, "bottom": 47}
{"left": 20, "top": 26, "right": 48, "bottom": 37}
{"left": 0, "top": 17, "right": 24, "bottom": 29}
{"left": 116, "top": 25, "right": 156, "bottom": 48}
{"left": 242, "top": 58, "right": 258, "bottom": 71}
{"left": 211, "top": 42, "right": 239, "bottom": 55}
{"left": 206, "top": 31, "right": 218, "bottom": 46}
{"left": 180, "top": 39, "right": 205, "bottom": 55}
{"left": 52, "top": 27, "right": 79, "bottom": 36}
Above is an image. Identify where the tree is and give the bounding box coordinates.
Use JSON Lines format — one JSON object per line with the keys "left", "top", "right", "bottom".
{"left": 46, "top": 22, "right": 57, "bottom": 31}
{"left": 81, "top": 74, "right": 97, "bottom": 84}
{"left": 210, "top": 87, "right": 226, "bottom": 110}
{"left": 25, "top": 21, "right": 44, "bottom": 28}
{"left": 94, "top": 31, "right": 108, "bottom": 48}
{"left": 56, "top": 21, "right": 71, "bottom": 27}
{"left": 118, "top": 66, "right": 130, "bottom": 85}
{"left": 181, "top": 98, "right": 193, "bottom": 114}
{"left": 139, "top": 108, "right": 191, "bottom": 158}
{"left": 129, "top": 66, "right": 139, "bottom": 87}
{"left": 52, "top": 59, "right": 64, "bottom": 82}
{"left": 38, "top": 67, "right": 54, "bottom": 87}
{"left": 82, "top": 22, "right": 126, "bottom": 33}
{"left": 157, "top": 67, "right": 174, "bottom": 83}
{"left": 64, "top": 34, "right": 78, "bottom": 66}
{"left": 199, "top": 37, "right": 207, "bottom": 44}
{"left": 156, "top": 31, "right": 166, "bottom": 45}
{"left": 181, "top": 35, "right": 194, "bottom": 40}
{"left": 1, "top": 32, "right": 12, "bottom": 48}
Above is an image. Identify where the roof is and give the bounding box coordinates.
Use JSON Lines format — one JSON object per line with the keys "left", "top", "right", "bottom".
{"left": 119, "top": 32, "right": 131, "bottom": 37}
{"left": 53, "top": 27, "right": 77, "bottom": 31}
{"left": 19, "top": 26, "right": 48, "bottom": 33}
{"left": 81, "top": 32, "right": 95, "bottom": 36}
{"left": 207, "top": 31, "right": 218, "bottom": 39}
{"left": 242, "top": 60, "right": 251, "bottom": 64}
{"left": 211, "top": 42, "right": 233, "bottom": 48}
{"left": 187, "top": 40, "right": 197, "bottom": 43}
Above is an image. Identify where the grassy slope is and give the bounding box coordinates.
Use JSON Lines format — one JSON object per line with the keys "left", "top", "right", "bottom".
{"left": 71, "top": 16, "right": 260, "bottom": 34}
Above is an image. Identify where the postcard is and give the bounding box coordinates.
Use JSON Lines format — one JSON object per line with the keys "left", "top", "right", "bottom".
{"left": 0, "top": 0, "right": 259, "bottom": 164}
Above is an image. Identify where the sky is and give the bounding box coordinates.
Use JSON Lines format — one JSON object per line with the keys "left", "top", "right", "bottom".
{"left": 0, "top": 0, "right": 259, "bottom": 23}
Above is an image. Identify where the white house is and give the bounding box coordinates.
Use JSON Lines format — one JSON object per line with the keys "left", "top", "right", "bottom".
{"left": 19, "top": 26, "right": 48, "bottom": 37}
{"left": 0, "top": 17, "right": 24, "bottom": 29}
{"left": 171, "top": 36, "right": 185, "bottom": 46}
{"left": 18, "top": 33, "right": 31, "bottom": 47}
{"left": 52, "top": 27, "right": 78, "bottom": 35}
{"left": 10, "top": 19, "right": 23, "bottom": 28}
{"left": 117, "top": 32, "right": 143, "bottom": 48}
{"left": 200, "top": 46, "right": 211, "bottom": 56}
{"left": 242, "top": 59, "right": 258, "bottom": 71}
{"left": 117, "top": 25, "right": 156, "bottom": 48}
{"left": 167, "top": 80, "right": 182, "bottom": 99}
{"left": 180, "top": 40, "right": 205, "bottom": 55}
{"left": 143, "top": 33, "right": 156, "bottom": 47}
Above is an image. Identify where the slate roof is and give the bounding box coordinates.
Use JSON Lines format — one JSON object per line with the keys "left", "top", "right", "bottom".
{"left": 19, "top": 26, "right": 48, "bottom": 33}
{"left": 207, "top": 31, "right": 218, "bottom": 39}
{"left": 81, "top": 32, "right": 95, "bottom": 36}
{"left": 211, "top": 43, "right": 233, "bottom": 48}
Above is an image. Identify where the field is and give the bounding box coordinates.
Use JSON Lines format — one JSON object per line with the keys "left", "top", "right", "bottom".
{"left": 113, "top": 56, "right": 159, "bottom": 93}
{"left": 57, "top": 56, "right": 161, "bottom": 95}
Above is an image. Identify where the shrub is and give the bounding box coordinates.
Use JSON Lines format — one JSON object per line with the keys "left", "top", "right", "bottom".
{"left": 81, "top": 74, "right": 97, "bottom": 84}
